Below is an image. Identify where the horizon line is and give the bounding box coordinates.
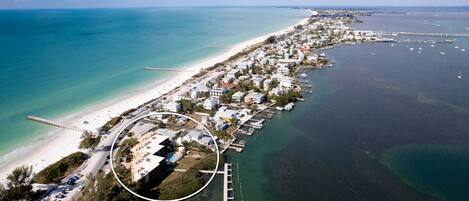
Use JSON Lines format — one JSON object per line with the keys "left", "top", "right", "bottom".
{"left": 1, "top": 5, "right": 469, "bottom": 11}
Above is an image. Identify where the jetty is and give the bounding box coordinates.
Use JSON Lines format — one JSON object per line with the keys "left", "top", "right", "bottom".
{"left": 26, "top": 115, "right": 87, "bottom": 133}
{"left": 144, "top": 67, "right": 197, "bottom": 72}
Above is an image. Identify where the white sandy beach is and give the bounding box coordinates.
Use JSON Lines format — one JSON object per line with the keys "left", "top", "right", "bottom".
{"left": 0, "top": 15, "right": 310, "bottom": 181}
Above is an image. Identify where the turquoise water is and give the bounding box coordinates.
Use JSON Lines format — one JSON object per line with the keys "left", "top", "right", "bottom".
{"left": 0, "top": 7, "right": 309, "bottom": 157}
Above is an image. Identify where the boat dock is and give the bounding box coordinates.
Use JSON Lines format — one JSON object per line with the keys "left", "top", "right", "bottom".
{"left": 228, "top": 141, "right": 246, "bottom": 152}
{"left": 223, "top": 163, "right": 234, "bottom": 201}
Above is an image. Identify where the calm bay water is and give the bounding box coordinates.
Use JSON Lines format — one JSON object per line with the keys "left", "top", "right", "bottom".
{"left": 221, "top": 9, "right": 469, "bottom": 201}
{"left": 0, "top": 7, "right": 309, "bottom": 157}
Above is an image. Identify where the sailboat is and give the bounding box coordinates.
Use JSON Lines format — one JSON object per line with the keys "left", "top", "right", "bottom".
{"left": 457, "top": 72, "right": 463, "bottom": 79}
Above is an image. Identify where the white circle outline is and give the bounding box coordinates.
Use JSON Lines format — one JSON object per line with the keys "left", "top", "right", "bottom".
{"left": 110, "top": 112, "right": 220, "bottom": 201}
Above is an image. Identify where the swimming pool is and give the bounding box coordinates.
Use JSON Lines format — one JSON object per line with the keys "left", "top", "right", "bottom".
{"left": 167, "top": 152, "right": 180, "bottom": 163}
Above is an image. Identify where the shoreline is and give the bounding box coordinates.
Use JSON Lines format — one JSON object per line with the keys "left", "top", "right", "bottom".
{"left": 0, "top": 14, "right": 311, "bottom": 180}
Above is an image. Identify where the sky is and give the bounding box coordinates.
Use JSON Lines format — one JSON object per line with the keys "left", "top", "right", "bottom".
{"left": 0, "top": 0, "right": 469, "bottom": 9}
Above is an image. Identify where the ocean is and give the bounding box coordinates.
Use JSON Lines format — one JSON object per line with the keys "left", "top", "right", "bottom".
{"left": 212, "top": 8, "right": 469, "bottom": 201}
{"left": 0, "top": 7, "right": 309, "bottom": 157}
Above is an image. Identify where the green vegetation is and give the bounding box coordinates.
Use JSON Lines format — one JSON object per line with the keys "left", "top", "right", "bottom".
{"left": 115, "top": 138, "right": 139, "bottom": 163}
{"left": 0, "top": 166, "right": 43, "bottom": 201}
{"left": 121, "top": 108, "right": 136, "bottom": 116}
{"left": 251, "top": 66, "right": 264, "bottom": 75}
{"left": 213, "top": 130, "right": 232, "bottom": 141}
{"left": 192, "top": 153, "right": 223, "bottom": 170}
{"left": 178, "top": 99, "right": 196, "bottom": 113}
{"left": 273, "top": 90, "right": 302, "bottom": 107}
{"left": 235, "top": 80, "right": 255, "bottom": 92}
{"left": 79, "top": 131, "right": 101, "bottom": 149}
{"left": 182, "top": 141, "right": 213, "bottom": 153}
{"left": 266, "top": 35, "right": 277, "bottom": 44}
{"left": 78, "top": 172, "right": 140, "bottom": 201}
{"left": 270, "top": 79, "right": 280, "bottom": 90}
{"left": 193, "top": 105, "right": 215, "bottom": 116}
{"left": 220, "top": 89, "right": 238, "bottom": 104}
{"left": 102, "top": 116, "right": 122, "bottom": 132}
{"left": 157, "top": 169, "right": 203, "bottom": 200}
{"left": 34, "top": 152, "right": 87, "bottom": 184}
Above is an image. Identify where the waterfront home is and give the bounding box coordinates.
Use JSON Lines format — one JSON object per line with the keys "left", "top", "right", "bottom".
{"left": 182, "top": 129, "right": 214, "bottom": 146}
{"left": 163, "top": 101, "right": 181, "bottom": 113}
{"left": 215, "top": 106, "right": 239, "bottom": 121}
{"left": 272, "top": 74, "right": 294, "bottom": 89}
{"left": 244, "top": 91, "right": 266, "bottom": 104}
{"left": 203, "top": 97, "right": 219, "bottom": 110}
{"left": 232, "top": 91, "right": 246, "bottom": 103}
{"left": 269, "top": 86, "right": 285, "bottom": 96}
{"left": 210, "top": 87, "right": 227, "bottom": 98}
{"left": 215, "top": 120, "right": 229, "bottom": 131}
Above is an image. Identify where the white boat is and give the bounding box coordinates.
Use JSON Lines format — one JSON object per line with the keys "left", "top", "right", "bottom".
{"left": 418, "top": 51, "right": 421, "bottom": 54}
{"left": 461, "top": 49, "right": 466, "bottom": 52}
{"left": 371, "top": 52, "right": 376, "bottom": 56}
{"left": 284, "top": 103, "right": 295, "bottom": 111}
{"left": 409, "top": 48, "right": 414, "bottom": 51}
{"left": 431, "top": 44, "right": 436, "bottom": 47}
{"left": 455, "top": 46, "right": 459, "bottom": 49}
{"left": 276, "top": 106, "right": 284, "bottom": 111}
{"left": 390, "top": 44, "right": 394, "bottom": 47}
{"left": 299, "top": 72, "right": 308, "bottom": 78}
{"left": 457, "top": 72, "right": 463, "bottom": 79}
{"left": 440, "top": 52, "right": 445, "bottom": 55}
{"left": 419, "top": 47, "right": 423, "bottom": 51}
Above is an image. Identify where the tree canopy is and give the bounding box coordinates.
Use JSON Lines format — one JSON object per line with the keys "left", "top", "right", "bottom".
{"left": 0, "top": 166, "right": 35, "bottom": 201}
